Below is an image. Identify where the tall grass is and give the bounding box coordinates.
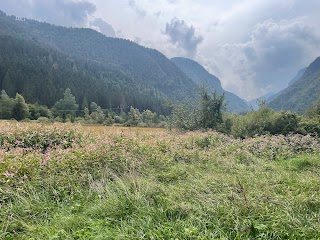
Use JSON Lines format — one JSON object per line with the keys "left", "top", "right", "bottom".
{"left": 1, "top": 122, "right": 319, "bottom": 239}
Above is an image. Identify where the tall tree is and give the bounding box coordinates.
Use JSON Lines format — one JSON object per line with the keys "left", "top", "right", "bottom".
{"left": 12, "top": 93, "right": 29, "bottom": 120}
{"left": 90, "top": 105, "right": 105, "bottom": 124}
{"left": 127, "top": 107, "right": 142, "bottom": 126}
{"left": 0, "top": 90, "right": 14, "bottom": 119}
{"left": 197, "top": 89, "right": 225, "bottom": 129}
{"left": 52, "top": 88, "right": 79, "bottom": 120}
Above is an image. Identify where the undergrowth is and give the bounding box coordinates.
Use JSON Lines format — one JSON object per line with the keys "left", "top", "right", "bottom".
{"left": 0, "top": 122, "right": 319, "bottom": 239}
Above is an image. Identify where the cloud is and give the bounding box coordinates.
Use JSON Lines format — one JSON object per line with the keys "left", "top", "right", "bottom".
{"left": 164, "top": 18, "right": 203, "bottom": 57}
{"left": 57, "top": 0, "right": 96, "bottom": 25}
{"left": 128, "top": 0, "right": 146, "bottom": 18}
{"left": 90, "top": 17, "right": 116, "bottom": 37}
{"left": 0, "top": 0, "right": 117, "bottom": 39}
{"left": 216, "top": 18, "right": 320, "bottom": 99}
{"left": 0, "top": 0, "right": 115, "bottom": 31}
{"left": 31, "top": 0, "right": 96, "bottom": 26}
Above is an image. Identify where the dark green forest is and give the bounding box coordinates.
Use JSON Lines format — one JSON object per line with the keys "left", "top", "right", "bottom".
{"left": 0, "top": 10, "right": 198, "bottom": 115}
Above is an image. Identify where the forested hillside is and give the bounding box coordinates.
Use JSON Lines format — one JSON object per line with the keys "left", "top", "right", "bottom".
{"left": 0, "top": 11, "right": 197, "bottom": 114}
{"left": 171, "top": 57, "right": 249, "bottom": 113}
{"left": 288, "top": 67, "right": 307, "bottom": 86}
{"left": 269, "top": 57, "right": 320, "bottom": 113}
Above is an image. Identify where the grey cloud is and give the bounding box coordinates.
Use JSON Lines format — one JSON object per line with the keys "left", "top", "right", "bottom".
{"left": 0, "top": 0, "right": 106, "bottom": 28}
{"left": 90, "top": 18, "right": 116, "bottom": 37}
{"left": 55, "top": 0, "right": 96, "bottom": 25}
{"left": 128, "top": 0, "right": 146, "bottom": 17}
{"left": 165, "top": 18, "right": 203, "bottom": 56}
{"left": 221, "top": 19, "right": 320, "bottom": 97}
{"left": 32, "top": 0, "right": 96, "bottom": 26}
{"left": 0, "top": 0, "right": 117, "bottom": 37}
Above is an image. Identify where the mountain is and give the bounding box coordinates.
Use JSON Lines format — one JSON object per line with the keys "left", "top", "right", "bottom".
{"left": 288, "top": 67, "right": 307, "bottom": 86}
{"left": 248, "top": 92, "right": 276, "bottom": 110}
{"left": 269, "top": 57, "right": 320, "bottom": 113}
{"left": 0, "top": 10, "right": 197, "bottom": 114}
{"left": 171, "top": 57, "right": 249, "bottom": 113}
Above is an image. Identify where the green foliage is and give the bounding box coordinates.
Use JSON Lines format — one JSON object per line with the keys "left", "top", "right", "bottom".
{"left": 83, "top": 107, "right": 90, "bottom": 121}
{"left": 0, "top": 124, "right": 81, "bottom": 151}
{"left": 89, "top": 105, "right": 105, "bottom": 124}
{"left": 0, "top": 90, "right": 14, "bottom": 119}
{"left": 127, "top": 107, "right": 142, "bottom": 126}
{"left": 297, "top": 117, "right": 320, "bottom": 135}
{"left": 142, "top": 109, "right": 157, "bottom": 127}
{"left": 171, "top": 105, "right": 197, "bottom": 131}
{"left": 28, "top": 103, "right": 51, "bottom": 120}
{"left": 198, "top": 90, "right": 225, "bottom": 129}
{"left": 171, "top": 89, "right": 226, "bottom": 131}
{"left": 268, "top": 111, "right": 300, "bottom": 135}
{"left": 12, "top": 93, "right": 29, "bottom": 121}
{"left": 231, "top": 107, "right": 301, "bottom": 138}
{"left": 52, "top": 88, "right": 79, "bottom": 121}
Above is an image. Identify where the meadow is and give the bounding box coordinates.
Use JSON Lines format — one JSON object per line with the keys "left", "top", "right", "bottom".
{"left": 0, "top": 121, "right": 320, "bottom": 239}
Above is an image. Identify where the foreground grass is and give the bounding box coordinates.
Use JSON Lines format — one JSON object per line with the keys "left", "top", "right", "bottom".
{"left": 0, "top": 122, "right": 320, "bottom": 239}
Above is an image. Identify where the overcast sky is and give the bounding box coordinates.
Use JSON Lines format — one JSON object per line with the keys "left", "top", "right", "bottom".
{"left": 1, "top": 0, "right": 320, "bottom": 100}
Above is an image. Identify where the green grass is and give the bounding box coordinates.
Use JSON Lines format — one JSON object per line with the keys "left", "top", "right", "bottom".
{"left": 1, "top": 123, "right": 320, "bottom": 239}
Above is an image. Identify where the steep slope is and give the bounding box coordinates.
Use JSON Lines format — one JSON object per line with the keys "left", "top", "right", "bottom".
{"left": 288, "top": 67, "right": 307, "bottom": 86}
{"left": 171, "top": 57, "right": 249, "bottom": 113}
{"left": 248, "top": 92, "right": 276, "bottom": 110}
{"left": 0, "top": 11, "right": 197, "bottom": 114}
{"left": 269, "top": 57, "right": 320, "bottom": 113}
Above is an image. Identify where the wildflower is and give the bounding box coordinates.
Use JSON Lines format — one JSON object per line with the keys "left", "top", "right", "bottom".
{"left": 4, "top": 170, "right": 14, "bottom": 178}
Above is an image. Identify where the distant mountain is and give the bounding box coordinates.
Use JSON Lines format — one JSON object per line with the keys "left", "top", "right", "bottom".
{"left": 269, "top": 57, "right": 320, "bottom": 113}
{"left": 248, "top": 92, "right": 276, "bottom": 110}
{"left": 0, "top": 10, "right": 197, "bottom": 114}
{"left": 171, "top": 57, "right": 249, "bottom": 113}
{"left": 288, "top": 67, "right": 307, "bottom": 86}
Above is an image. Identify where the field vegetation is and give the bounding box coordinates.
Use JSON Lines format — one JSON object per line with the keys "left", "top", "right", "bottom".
{"left": 1, "top": 122, "right": 319, "bottom": 239}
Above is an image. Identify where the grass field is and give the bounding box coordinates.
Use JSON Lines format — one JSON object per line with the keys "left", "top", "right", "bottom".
{"left": 1, "top": 122, "right": 320, "bottom": 239}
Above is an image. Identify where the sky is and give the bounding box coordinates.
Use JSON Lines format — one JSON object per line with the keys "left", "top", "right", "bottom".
{"left": 0, "top": 0, "right": 320, "bottom": 100}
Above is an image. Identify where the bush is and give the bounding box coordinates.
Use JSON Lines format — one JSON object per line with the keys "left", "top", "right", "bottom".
{"left": 297, "top": 118, "right": 320, "bottom": 135}
{"left": 231, "top": 107, "right": 301, "bottom": 138}
{"left": 37, "top": 117, "right": 51, "bottom": 123}
{"left": 0, "top": 123, "right": 82, "bottom": 151}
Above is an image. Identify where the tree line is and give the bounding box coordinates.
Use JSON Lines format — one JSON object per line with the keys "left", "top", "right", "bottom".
{"left": 169, "top": 88, "right": 320, "bottom": 137}
{"left": 0, "top": 89, "right": 166, "bottom": 127}
{"left": 1, "top": 87, "right": 319, "bottom": 136}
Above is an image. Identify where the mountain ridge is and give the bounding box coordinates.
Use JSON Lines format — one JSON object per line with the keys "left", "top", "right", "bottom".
{"left": 268, "top": 57, "right": 320, "bottom": 113}
{"left": 0, "top": 10, "right": 198, "bottom": 114}
{"left": 171, "top": 57, "right": 249, "bottom": 113}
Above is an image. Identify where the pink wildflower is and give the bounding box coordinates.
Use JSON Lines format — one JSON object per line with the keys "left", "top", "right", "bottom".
{"left": 4, "top": 170, "right": 15, "bottom": 178}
